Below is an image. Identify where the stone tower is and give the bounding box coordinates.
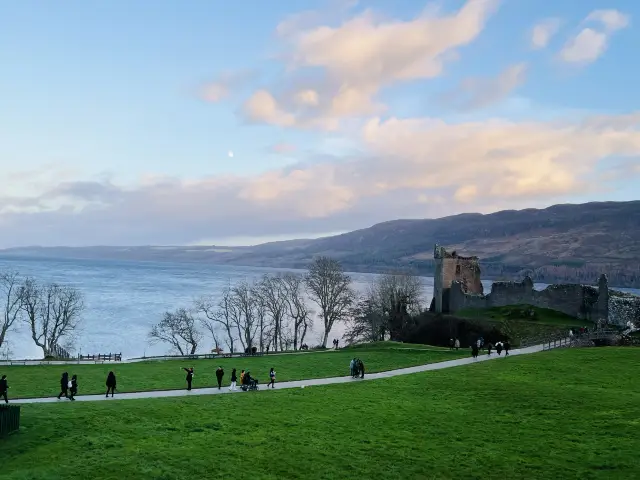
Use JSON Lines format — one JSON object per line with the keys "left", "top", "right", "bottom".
{"left": 432, "top": 244, "right": 483, "bottom": 313}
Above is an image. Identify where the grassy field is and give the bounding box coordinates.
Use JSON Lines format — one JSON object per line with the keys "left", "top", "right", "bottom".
{"left": 0, "top": 348, "right": 637, "bottom": 479}
{"left": 0, "top": 345, "right": 464, "bottom": 399}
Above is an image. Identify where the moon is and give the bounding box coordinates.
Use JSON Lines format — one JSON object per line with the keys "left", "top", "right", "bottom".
{"left": 228, "top": 150, "right": 234, "bottom": 158}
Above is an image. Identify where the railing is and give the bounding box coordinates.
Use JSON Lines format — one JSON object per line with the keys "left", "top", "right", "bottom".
{"left": 0, "top": 405, "right": 21, "bottom": 437}
{"left": 77, "top": 353, "right": 122, "bottom": 362}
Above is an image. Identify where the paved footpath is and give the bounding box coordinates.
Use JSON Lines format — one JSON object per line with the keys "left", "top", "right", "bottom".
{"left": 11, "top": 343, "right": 545, "bottom": 405}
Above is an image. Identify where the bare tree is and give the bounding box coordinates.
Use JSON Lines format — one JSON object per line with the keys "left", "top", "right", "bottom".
{"left": 0, "top": 271, "right": 23, "bottom": 350}
{"left": 345, "top": 293, "right": 386, "bottom": 344}
{"left": 254, "top": 293, "right": 269, "bottom": 352}
{"left": 257, "top": 274, "right": 288, "bottom": 351}
{"left": 149, "top": 307, "right": 202, "bottom": 355}
{"left": 194, "top": 285, "right": 237, "bottom": 353}
{"left": 346, "top": 273, "right": 424, "bottom": 343}
{"left": 373, "top": 272, "right": 423, "bottom": 339}
{"left": 282, "top": 272, "right": 312, "bottom": 350}
{"left": 20, "top": 277, "right": 85, "bottom": 358}
{"left": 305, "top": 257, "right": 355, "bottom": 348}
{"left": 230, "top": 281, "right": 259, "bottom": 351}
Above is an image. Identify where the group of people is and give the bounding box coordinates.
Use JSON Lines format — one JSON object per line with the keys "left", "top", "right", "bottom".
{"left": 183, "top": 366, "right": 277, "bottom": 392}
{"left": 349, "top": 358, "right": 365, "bottom": 378}
{"left": 57, "top": 372, "right": 80, "bottom": 400}
{"left": 470, "top": 338, "right": 510, "bottom": 359}
{"left": 449, "top": 338, "right": 461, "bottom": 350}
{"left": 332, "top": 339, "right": 340, "bottom": 349}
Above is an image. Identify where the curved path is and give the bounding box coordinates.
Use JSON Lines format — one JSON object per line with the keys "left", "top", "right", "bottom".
{"left": 10, "top": 343, "right": 546, "bottom": 405}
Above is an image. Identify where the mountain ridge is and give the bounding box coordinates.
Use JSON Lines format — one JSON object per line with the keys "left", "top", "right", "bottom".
{"left": 2, "top": 200, "right": 640, "bottom": 287}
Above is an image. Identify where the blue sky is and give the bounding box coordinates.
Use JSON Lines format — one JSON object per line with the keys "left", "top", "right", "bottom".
{"left": 0, "top": 0, "right": 638, "bottom": 247}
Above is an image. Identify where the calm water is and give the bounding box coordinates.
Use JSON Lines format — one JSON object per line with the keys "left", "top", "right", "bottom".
{"left": 1, "top": 256, "right": 637, "bottom": 360}
{"left": 0, "top": 256, "right": 446, "bottom": 359}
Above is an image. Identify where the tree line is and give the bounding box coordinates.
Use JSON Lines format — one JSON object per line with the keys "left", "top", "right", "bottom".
{"left": 0, "top": 272, "right": 85, "bottom": 358}
{"left": 1, "top": 256, "right": 427, "bottom": 359}
{"left": 149, "top": 256, "right": 426, "bottom": 355}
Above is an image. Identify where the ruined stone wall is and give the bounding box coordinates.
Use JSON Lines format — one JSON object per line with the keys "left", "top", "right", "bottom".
{"left": 449, "top": 275, "right": 614, "bottom": 322}
{"left": 609, "top": 290, "right": 640, "bottom": 327}
{"left": 448, "top": 273, "right": 640, "bottom": 326}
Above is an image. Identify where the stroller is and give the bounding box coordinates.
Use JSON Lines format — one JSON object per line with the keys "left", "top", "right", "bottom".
{"left": 241, "top": 372, "right": 259, "bottom": 391}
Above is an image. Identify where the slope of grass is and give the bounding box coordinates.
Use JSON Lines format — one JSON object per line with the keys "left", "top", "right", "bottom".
{"left": 1, "top": 348, "right": 637, "bottom": 479}
{"left": 0, "top": 346, "right": 464, "bottom": 399}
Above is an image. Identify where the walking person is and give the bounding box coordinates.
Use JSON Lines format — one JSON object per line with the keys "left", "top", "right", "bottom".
{"left": 358, "top": 359, "right": 365, "bottom": 379}
{"left": 183, "top": 367, "right": 194, "bottom": 391}
{"left": 496, "top": 342, "right": 503, "bottom": 356}
{"left": 229, "top": 368, "right": 237, "bottom": 391}
{"left": 106, "top": 371, "right": 117, "bottom": 398}
{"left": 487, "top": 343, "right": 493, "bottom": 356}
{"left": 0, "top": 375, "right": 8, "bottom": 403}
{"left": 454, "top": 338, "right": 460, "bottom": 351}
{"left": 267, "top": 368, "right": 276, "bottom": 388}
{"left": 215, "top": 366, "right": 225, "bottom": 390}
{"left": 240, "top": 369, "right": 245, "bottom": 385}
{"left": 471, "top": 344, "right": 479, "bottom": 359}
{"left": 449, "top": 338, "right": 454, "bottom": 350}
{"left": 68, "top": 375, "right": 78, "bottom": 401}
{"left": 504, "top": 341, "right": 510, "bottom": 356}
{"left": 349, "top": 358, "right": 356, "bottom": 377}
{"left": 57, "top": 372, "right": 69, "bottom": 399}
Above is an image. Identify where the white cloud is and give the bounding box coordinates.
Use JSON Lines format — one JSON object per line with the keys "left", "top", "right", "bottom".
{"left": 559, "top": 9, "right": 630, "bottom": 65}
{"left": 438, "top": 63, "right": 527, "bottom": 111}
{"left": 243, "top": 0, "right": 500, "bottom": 129}
{"left": 3, "top": 112, "right": 640, "bottom": 245}
{"left": 530, "top": 18, "right": 561, "bottom": 49}
{"left": 559, "top": 28, "right": 608, "bottom": 64}
{"left": 586, "top": 9, "right": 630, "bottom": 32}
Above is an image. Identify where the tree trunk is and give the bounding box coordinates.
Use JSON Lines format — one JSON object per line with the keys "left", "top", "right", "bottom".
{"left": 322, "top": 329, "right": 329, "bottom": 348}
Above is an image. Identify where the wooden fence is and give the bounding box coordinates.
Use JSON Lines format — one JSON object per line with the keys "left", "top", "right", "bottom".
{"left": 0, "top": 405, "right": 21, "bottom": 437}
{"left": 77, "top": 353, "right": 122, "bottom": 362}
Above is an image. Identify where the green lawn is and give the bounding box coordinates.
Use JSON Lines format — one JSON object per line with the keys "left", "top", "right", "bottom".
{"left": 1, "top": 348, "right": 637, "bottom": 479}
{"left": 1, "top": 345, "right": 464, "bottom": 399}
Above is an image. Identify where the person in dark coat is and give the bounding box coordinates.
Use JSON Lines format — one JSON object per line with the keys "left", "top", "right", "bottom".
{"left": 58, "top": 372, "right": 69, "bottom": 399}
{"left": 0, "top": 375, "right": 8, "bottom": 403}
{"left": 496, "top": 342, "right": 503, "bottom": 356}
{"left": 106, "top": 371, "right": 117, "bottom": 397}
{"left": 183, "top": 367, "right": 194, "bottom": 390}
{"left": 487, "top": 343, "right": 493, "bottom": 356}
{"left": 229, "top": 368, "right": 237, "bottom": 391}
{"left": 215, "top": 366, "right": 224, "bottom": 389}
{"left": 471, "top": 344, "right": 479, "bottom": 359}
{"left": 69, "top": 375, "right": 78, "bottom": 401}
{"left": 358, "top": 359, "right": 365, "bottom": 379}
{"left": 504, "top": 341, "right": 510, "bottom": 356}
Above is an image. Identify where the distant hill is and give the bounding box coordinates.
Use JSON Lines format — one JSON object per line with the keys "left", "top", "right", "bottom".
{"left": 2, "top": 201, "right": 640, "bottom": 287}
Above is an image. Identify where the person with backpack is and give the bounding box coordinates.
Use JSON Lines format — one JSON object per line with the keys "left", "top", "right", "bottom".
{"left": 229, "top": 368, "right": 237, "bottom": 391}
{"left": 183, "top": 367, "right": 194, "bottom": 391}
{"left": 267, "top": 368, "right": 276, "bottom": 388}
{"left": 0, "top": 375, "right": 8, "bottom": 403}
{"left": 68, "top": 375, "right": 78, "bottom": 401}
{"left": 106, "top": 371, "right": 117, "bottom": 398}
{"left": 58, "top": 372, "right": 69, "bottom": 399}
{"left": 215, "top": 366, "right": 224, "bottom": 389}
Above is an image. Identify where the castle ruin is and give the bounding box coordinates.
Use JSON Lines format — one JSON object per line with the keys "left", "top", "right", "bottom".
{"left": 432, "top": 244, "right": 484, "bottom": 313}
{"left": 432, "top": 245, "right": 640, "bottom": 327}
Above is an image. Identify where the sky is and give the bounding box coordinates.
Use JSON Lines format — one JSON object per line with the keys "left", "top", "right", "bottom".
{"left": 1, "top": 0, "right": 639, "bottom": 247}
